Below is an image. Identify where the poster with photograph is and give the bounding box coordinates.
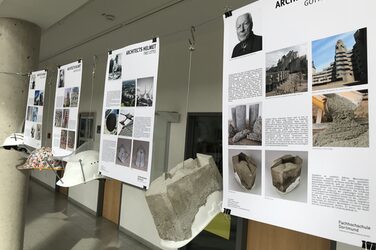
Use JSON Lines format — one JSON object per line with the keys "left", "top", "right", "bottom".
{"left": 99, "top": 39, "right": 159, "bottom": 189}
{"left": 52, "top": 60, "right": 82, "bottom": 157}
{"left": 222, "top": 0, "right": 376, "bottom": 247}
{"left": 24, "top": 70, "right": 47, "bottom": 148}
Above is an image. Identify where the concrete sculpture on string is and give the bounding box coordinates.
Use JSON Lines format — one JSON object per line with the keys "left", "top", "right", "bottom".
{"left": 232, "top": 152, "right": 257, "bottom": 190}
{"left": 271, "top": 155, "right": 302, "bottom": 193}
{"left": 145, "top": 154, "right": 223, "bottom": 248}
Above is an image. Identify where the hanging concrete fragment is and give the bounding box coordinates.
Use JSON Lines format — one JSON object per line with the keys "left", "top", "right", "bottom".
{"left": 145, "top": 154, "right": 222, "bottom": 246}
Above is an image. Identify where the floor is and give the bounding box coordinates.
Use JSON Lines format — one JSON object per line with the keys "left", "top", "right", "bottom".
{"left": 24, "top": 180, "right": 151, "bottom": 250}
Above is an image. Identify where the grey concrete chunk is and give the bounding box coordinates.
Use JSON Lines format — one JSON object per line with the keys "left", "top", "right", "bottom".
{"left": 146, "top": 154, "right": 222, "bottom": 241}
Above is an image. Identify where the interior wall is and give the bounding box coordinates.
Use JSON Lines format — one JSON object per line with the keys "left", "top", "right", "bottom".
{"left": 337, "top": 243, "right": 362, "bottom": 250}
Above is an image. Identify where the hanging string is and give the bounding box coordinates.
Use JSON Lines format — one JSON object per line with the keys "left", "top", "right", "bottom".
{"left": 181, "top": 26, "right": 196, "bottom": 170}
{"left": 0, "top": 71, "right": 29, "bottom": 77}
{"left": 44, "top": 70, "right": 55, "bottom": 148}
{"left": 89, "top": 55, "right": 98, "bottom": 114}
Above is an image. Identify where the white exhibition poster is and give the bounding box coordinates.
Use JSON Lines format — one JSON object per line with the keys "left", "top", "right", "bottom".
{"left": 222, "top": 0, "right": 375, "bottom": 247}
{"left": 24, "top": 70, "right": 47, "bottom": 148}
{"left": 99, "top": 39, "right": 159, "bottom": 189}
{"left": 52, "top": 60, "right": 83, "bottom": 157}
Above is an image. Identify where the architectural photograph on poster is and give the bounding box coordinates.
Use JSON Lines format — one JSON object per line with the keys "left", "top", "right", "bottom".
{"left": 118, "top": 109, "right": 134, "bottom": 137}
{"left": 228, "top": 149, "right": 261, "bottom": 195}
{"left": 104, "top": 109, "right": 119, "bottom": 135}
{"left": 266, "top": 44, "right": 308, "bottom": 97}
{"left": 312, "top": 28, "right": 368, "bottom": 91}
{"left": 67, "top": 131, "right": 75, "bottom": 150}
{"left": 121, "top": 80, "right": 136, "bottom": 107}
{"left": 230, "top": 11, "right": 262, "bottom": 58}
{"left": 70, "top": 87, "right": 79, "bottom": 107}
{"left": 55, "top": 109, "right": 62, "bottom": 127}
{"left": 136, "top": 77, "right": 153, "bottom": 107}
{"left": 131, "top": 140, "right": 149, "bottom": 172}
{"left": 108, "top": 53, "right": 122, "bottom": 80}
{"left": 116, "top": 137, "right": 131, "bottom": 167}
{"left": 312, "top": 90, "right": 369, "bottom": 147}
{"left": 33, "top": 90, "right": 43, "bottom": 106}
{"left": 62, "top": 109, "right": 69, "bottom": 128}
{"left": 60, "top": 130, "right": 67, "bottom": 149}
{"left": 228, "top": 103, "right": 262, "bottom": 145}
{"left": 265, "top": 150, "right": 308, "bottom": 203}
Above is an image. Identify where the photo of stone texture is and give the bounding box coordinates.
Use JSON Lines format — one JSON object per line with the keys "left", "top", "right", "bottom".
{"left": 265, "top": 150, "right": 307, "bottom": 203}
{"left": 228, "top": 103, "right": 262, "bottom": 146}
{"left": 70, "top": 87, "right": 79, "bottom": 107}
{"left": 266, "top": 44, "right": 308, "bottom": 97}
{"left": 228, "top": 149, "right": 261, "bottom": 195}
{"left": 63, "top": 88, "right": 71, "bottom": 107}
{"left": 104, "top": 109, "right": 119, "bottom": 135}
{"left": 60, "top": 130, "right": 67, "bottom": 149}
{"left": 118, "top": 109, "right": 134, "bottom": 137}
{"left": 312, "top": 90, "right": 369, "bottom": 147}
{"left": 136, "top": 77, "right": 153, "bottom": 107}
{"left": 67, "top": 131, "right": 75, "bottom": 150}
{"left": 312, "top": 28, "right": 368, "bottom": 91}
{"left": 131, "top": 140, "right": 149, "bottom": 172}
{"left": 55, "top": 109, "right": 62, "bottom": 127}
{"left": 115, "top": 137, "right": 131, "bottom": 167}
{"left": 121, "top": 80, "right": 135, "bottom": 107}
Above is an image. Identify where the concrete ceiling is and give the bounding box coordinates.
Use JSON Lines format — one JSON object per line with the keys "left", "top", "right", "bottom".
{"left": 0, "top": 0, "right": 90, "bottom": 30}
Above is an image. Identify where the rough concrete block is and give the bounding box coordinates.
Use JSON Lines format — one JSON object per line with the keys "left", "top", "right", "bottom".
{"left": 232, "top": 152, "right": 257, "bottom": 190}
{"left": 146, "top": 154, "right": 222, "bottom": 241}
{"left": 271, "top": 155, "right": 302, "bottom": 193}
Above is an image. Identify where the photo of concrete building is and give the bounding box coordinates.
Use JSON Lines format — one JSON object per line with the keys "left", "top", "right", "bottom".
{"left": 312, "top": 28, "right": 368, "bottom": 91}
{"left": 266, "top": 44, "right": 308, "bottom": 97}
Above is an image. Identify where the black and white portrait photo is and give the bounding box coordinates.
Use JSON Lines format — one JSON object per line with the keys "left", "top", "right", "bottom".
{"left": 108, "top": 54, "right": 122, "bottom": 80}
{"left": 58, "top": 69, "right": 65, "bottom": 88}
{"left": 229, "top": 6, "right": 263, "bottom": 59}
{"left": 232, "top": 13, "right": 262, "bottom": 58}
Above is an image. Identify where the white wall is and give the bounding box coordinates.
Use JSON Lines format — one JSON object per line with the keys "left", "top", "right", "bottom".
{"left": 31, "top": 170, "right": 56, "bottom": 189}
{"left": 68, "top": 180, "right": 99, "bottom": 213}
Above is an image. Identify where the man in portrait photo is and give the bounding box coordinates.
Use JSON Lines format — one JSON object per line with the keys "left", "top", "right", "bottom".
{"left": 232, "top": 13, "right": 262, "bottom": 58}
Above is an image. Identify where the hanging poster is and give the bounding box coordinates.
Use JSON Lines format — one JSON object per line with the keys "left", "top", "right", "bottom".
{"left": 99, "top": 39, "right": 159, "bottom": 189}
{"left": 52, "top": 60, "right": 82, "bottom": 157}
{"left": 222, "top": 0, "right": 375, "bottom": 247}
{"left": 24, "top": 70, "right": 47, "bottom": 148}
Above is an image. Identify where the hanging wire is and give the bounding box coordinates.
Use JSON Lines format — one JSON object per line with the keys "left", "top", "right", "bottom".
{"left": 89, "top": 55, "right": 98, "bottom": 114}
{"left": 0, "top": 71, "right": 30, "bottom": 77}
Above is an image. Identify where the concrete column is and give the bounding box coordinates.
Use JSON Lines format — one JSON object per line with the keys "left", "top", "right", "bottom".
{"left": 0, "top": 18, "right": 41, "bottom": 250}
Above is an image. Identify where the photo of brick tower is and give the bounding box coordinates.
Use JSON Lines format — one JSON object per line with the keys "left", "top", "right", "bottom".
{"left": 266, "top": 44, "right": 308, "bottom": 97}
{"left": 312, "top": 28, "right": 368, "bottom": 91}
